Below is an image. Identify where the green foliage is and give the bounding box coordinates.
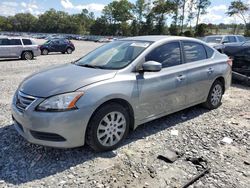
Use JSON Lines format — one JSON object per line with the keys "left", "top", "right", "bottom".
{"left": 195, "top": 23, "right": 208, "bottom": 37}
{"left": 227, "top": 0, "right": 249, "bottom": 26}
{"left": 0, "top": 0, "right": 247, "bottom": 37}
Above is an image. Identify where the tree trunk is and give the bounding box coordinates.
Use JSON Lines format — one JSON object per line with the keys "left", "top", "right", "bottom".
{"left": 181, "top": 0, "right": 186, "bottom": 33}
{"left": 196, "top": 8, "right": 201, "bottom": 30}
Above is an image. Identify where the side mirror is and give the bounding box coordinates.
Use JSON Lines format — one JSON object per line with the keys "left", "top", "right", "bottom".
{"left": 142, "top": 61, "right": 162, "bottom": 72}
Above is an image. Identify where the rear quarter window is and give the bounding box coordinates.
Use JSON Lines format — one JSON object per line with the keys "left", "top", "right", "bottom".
{"left": 204, "top": 45, "right": 214, "bottom": 58}
{"left": 22, "top": 39, "right": 32, "bottom": 45}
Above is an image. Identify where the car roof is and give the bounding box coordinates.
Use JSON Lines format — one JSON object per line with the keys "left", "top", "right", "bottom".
{"left": 0, "top": 36, "right": 32, "bottom": 40}
{"left": 120, "top": 35, "right": 201, "bottom": 42}
{"left": 205, "top": 35, "right": 244, "bottom": 37}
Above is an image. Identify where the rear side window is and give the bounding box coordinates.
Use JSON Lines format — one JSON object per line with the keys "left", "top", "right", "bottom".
{"left": 237, "top": 36, "right": 245, "bottom": 42}
{"left": 146, "top": 42, "right": 181, "bottom": 68}
{"left": 228, "top": 36, "right": 237, "bottom": 42}
{"left": 183, "top": 42, "right": 207, "bottom": 63}
{"left": 204, "top": 45, "right": 214, "bottom": 58}
{"left": 0, "top": 38, "right": 9, "bottom": 45}
{"left": 22, "top": 39, "right": 32, "bottom": 45}
{"left": 9, "top": 39, "right": 22, "bottom": 45}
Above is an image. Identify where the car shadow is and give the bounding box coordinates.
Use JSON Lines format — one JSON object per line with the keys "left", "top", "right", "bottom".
{"left": 0, "top": 105, "right": 209, "bottom": 185}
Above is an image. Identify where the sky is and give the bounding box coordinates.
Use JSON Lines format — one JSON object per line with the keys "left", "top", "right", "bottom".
{"left": 0, "top": 0, "right": 249, "bottom": 25}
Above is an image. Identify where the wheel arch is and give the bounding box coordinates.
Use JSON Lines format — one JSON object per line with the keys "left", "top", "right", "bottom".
{"left": 21, "top": 50, "right": 33, "bottom": 59}
{"left": 87, "top": 98, "right": 135, "bottom": 131}
{"left": 214, "top": 76, "right": 225, "bottom": 94}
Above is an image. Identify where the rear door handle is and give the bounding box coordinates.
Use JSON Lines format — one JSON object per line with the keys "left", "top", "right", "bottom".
{"left": 207, "top": 68, "right": 214, "bottom": 74}
{"left": 176, "top": 75, "right": 186, "bottom": 82}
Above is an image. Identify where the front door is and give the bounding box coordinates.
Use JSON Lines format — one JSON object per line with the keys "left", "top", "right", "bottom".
{"left": 136, "top": 41, "right": 187, "bottom": 121}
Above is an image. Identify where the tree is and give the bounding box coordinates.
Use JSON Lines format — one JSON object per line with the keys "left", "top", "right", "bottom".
{"left": 227, "top": 0, "right": 249, "bottom": 26}
{"left": 195, "top": 0, "right": 211, "bottom": 30}
{"left": 133, "top": 0, "right": 149, "bottom": 35}
{"left": 186, "top": 0, "right": 195, "bottom": 31}
{"left": 195, "top": 23, "right": 208, "bottom": 36}
{"left": 152, "top": 0, "right": 174, "bottom": 34}
{"left": 180, "top": 0, "right": 187, "bottom": 33}
{"left": 8, "top": 13, "right": 38, "bottom": 32}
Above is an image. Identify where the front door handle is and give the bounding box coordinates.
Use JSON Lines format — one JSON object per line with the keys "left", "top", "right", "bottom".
{"left": 207, "top": 68, "right": 214, "bottom": 74}
{"left": 176, "top": 75, "right": 186, "bottom": 82}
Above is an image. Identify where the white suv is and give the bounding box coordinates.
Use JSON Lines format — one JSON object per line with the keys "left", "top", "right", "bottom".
{"left": 0, "top": 37, "right": 40, "bottom": 60}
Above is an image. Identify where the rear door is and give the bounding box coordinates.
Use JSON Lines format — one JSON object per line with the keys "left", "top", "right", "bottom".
{"left": 181, "top": 41, "right": 215, "bottom": 106}
{"left": 136, "top": 41, "right": 187, "bottom": 120}
{"left": 9, "top": 39, "right": 23, "bottom": 57}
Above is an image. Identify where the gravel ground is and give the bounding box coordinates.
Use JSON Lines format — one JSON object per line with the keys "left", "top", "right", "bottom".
{"left": 0, "top": 40, "right": 249, "bottom": 188}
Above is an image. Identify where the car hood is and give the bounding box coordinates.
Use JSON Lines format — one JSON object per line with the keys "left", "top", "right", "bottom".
{"left": 19, "top": 64, "right": 117, "bottom": 98}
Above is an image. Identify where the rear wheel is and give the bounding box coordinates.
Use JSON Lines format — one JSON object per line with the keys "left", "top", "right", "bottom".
{"left": 86, "top": 103, "right": 130, "bottom": 151}
{"left": 41, "top": 49, "right": 49, "bottom": 55}
{"left": 21, "top": 51, "right": 33, "bottom": 60}
{"left": 66, "top": 47, "right": 73, "bottom": 54}
{"left": 203, "top": 80, "right": 223, "bottom": 110}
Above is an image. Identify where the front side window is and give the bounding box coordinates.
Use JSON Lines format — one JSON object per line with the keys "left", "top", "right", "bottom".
{"left": 228, "top": 36, "right": 237, "bottom": 42}
{"left": 75, "top": 40, "right": 151, "bottom": 69}
{"left": 145, "top": 42, "right": 181, "bottom": 68}
{"left": 223, "top": 36, "right": 230, "bottom": 43}
{"left": 0, "top": 38, "right": 9, "bottom": 45}
{"left": 183, "top": 42, "right": 207, "bottom": 63}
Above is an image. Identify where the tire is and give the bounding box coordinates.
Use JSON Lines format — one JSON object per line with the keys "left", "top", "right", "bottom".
{"left": 86, "top": 103, "right": 130, "bottom": 152}
{"left": 203, "top": 80, "right": 224, "bottom": 110}
{"left": 21, "top": 51, "right": 33, "bottom": 60}
{"left": 66, "top": 47, "right": 73, "bottom": 54}
{"left": 41, "top": 49, "right": 49, "bottom": 55}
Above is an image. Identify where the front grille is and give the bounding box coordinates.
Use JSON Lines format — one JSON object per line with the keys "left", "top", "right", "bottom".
{"left": 16, "top": 91, "right": 36, "bottom": 112}
{"left": 30, "top": 130, "right": 66, "bottom": 142}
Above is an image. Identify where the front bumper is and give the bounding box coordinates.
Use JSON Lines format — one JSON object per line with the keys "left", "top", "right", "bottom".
{"left": 11, "top": 93, "right": 91, "bottom": 148}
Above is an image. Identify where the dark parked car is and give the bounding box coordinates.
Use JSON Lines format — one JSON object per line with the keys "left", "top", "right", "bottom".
{"left": 223, "top": 41, "right": 250, "bottom": 85}
{"left": 40, "top": 39, "right": 75, "bottom": 55}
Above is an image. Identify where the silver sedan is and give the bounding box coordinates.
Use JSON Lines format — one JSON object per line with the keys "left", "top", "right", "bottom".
{"left": 11, "top": 36, "right": 232, "bottom": 151}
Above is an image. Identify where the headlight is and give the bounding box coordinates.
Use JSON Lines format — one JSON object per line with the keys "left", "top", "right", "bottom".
{"left": 36, "top": 92, "right": 84, "bottom": 111}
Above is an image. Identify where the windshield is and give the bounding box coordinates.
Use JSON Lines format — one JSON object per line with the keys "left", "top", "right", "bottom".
{"left": 74, "top": 40, "right": 151, "bottom": 69}
{"left": 205, "top": 37, "right": 222, "bottom": 43}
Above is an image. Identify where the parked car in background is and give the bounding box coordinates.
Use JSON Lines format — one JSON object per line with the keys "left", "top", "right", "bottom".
{"left": 203, "top": 35, "right": 246, "bottom": 52}
{"left": 0, "top": 37, "right": 40, "bottom": 60}
{"left": 40, "top": 38, "right": 75, "bottom": 55}
{"left": 12, "top": 36, "right": 231, "bottom": 151}
{"left": 96, "top": 37, "right": 117, "bottom": 43}
{"left": 223, "top": 41, "right": 250, "bottom": 85}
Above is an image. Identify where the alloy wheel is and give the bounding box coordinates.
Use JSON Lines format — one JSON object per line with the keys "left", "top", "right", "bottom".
{"left": 97, "top": 111, "right": 126, "bottom": 147}
{"left": 211, "top": 84, "right": 222, "bottom": 106}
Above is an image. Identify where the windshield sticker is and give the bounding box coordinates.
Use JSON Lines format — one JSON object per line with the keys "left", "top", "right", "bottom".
{"left": 130, "top": 42, "right": 150, "bottom": 48}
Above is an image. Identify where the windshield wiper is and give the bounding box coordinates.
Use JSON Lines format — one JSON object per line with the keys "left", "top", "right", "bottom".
{"left": 78, "top": 64, "right": 104, "bottom": 69}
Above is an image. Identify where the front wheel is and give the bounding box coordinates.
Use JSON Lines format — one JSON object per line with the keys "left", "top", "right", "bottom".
{"left": 86, "top": 103, "right": 130, "bottom": 151}
{"left": 203, "top": 80, "right": 223, "bottom": 110}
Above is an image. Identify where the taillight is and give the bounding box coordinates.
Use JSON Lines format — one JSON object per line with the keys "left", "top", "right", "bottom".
{"left": 227, "top": 58, "right": 233, "bottom": 66}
